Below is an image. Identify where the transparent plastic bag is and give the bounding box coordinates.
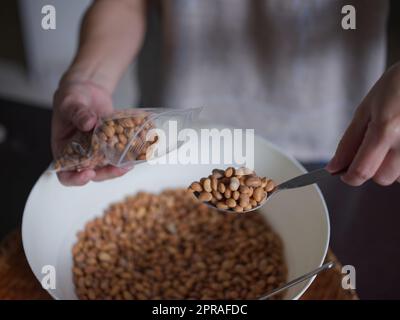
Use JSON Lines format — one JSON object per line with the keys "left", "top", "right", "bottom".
{"left": 52, "top": 107, "right": 201, "bottom": 172}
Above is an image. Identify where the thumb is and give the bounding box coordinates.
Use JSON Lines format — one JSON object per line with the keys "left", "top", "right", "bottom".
{"left": 72, "top": 107, "right": 98, "bottom": 132}
{"left": 61, "top": 93, "right": 98, "bottom": 132}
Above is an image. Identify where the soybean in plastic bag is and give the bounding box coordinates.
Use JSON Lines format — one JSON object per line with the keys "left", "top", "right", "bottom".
{"left": 52, "top": 107, "right": 201, "bottom": 172}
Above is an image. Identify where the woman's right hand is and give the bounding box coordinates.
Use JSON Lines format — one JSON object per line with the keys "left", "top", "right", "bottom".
{"left": 51, "top": 80, "right": 131, "bottom": 186}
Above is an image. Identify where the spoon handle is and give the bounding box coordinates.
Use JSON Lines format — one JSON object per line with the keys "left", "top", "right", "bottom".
{"left": 277, "top": 167, "right": 346, "bottom": 191}
{"left": 258, "top": 261, "right": 335, "bottom": 300}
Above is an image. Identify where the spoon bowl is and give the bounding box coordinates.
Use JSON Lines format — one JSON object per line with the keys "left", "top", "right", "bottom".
{"left": 202, "top": 168, "right": 343, "bottom": 213}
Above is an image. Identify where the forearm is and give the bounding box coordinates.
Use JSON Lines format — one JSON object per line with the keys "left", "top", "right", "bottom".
{"left": 61, "top": 0, "right": 146, "bottom": 93}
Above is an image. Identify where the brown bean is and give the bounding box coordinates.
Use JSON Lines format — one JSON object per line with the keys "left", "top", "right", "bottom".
{"left": 261, "top": 177, "right": 268, "bottom": 188}
{"left": 212, "top": 169, "right": 225, "bottom": 179}
{"left": 266, "top": 180, "right": 276, "bottom": 192}
{"left": 190, "top": 182, "right": 203, "bottom": 192}
{"left": 245, "top": 177, "right": 262, "bottom": 188}
{"left": 239, "top": 194, "right": 250, "bottom": 208}
{"left": 198, "top": 192, "right": 212, "bottom": 202}
{"left": 224, "top": 167, "right": 234, "bottom": 178}
{"left": 212, "top": 190, "right": 223, "bottom": 201}
{"left": 216, "top": 202, "right": 229, "bottom": 210}
{"left": 239, "top": 185, "right": 251, "bottom": 195}
{"left": 253, "top": 187, "right": 266, "bottom": 202}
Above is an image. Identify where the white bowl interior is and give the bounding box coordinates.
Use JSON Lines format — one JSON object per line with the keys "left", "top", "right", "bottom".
{"left": 22, "top": 128, "right": 329, "bottom": 300}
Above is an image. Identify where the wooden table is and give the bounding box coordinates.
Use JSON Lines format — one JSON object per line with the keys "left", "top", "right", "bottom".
{"left": 0, "top": 229, "right": 358, "bottom": 300}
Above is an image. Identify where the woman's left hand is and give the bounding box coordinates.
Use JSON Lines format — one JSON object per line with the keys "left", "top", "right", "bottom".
{"left": 327, "top": 62, "right": 400, "bottom": 186}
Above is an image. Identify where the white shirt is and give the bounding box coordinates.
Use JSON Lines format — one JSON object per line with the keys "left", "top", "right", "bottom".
{"left": 138, "top": 0, "right": 389, "bottom": 161}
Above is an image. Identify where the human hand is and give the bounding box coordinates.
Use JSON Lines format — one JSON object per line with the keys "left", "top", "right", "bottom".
{"left": 327, "top": 63, "right": 400, "bottom": 186}
{"left": 52, "top": 80, "right": 131, "bottom": 186}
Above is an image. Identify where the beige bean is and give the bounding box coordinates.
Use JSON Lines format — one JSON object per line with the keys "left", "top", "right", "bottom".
{"left": 226, "top": 198, "right": 236, "bottom": 208}
{"left": 224, "top": 167, "right": 234, "bottom": 178}
{"left": 102, "top": 125, "right": 115, "bottom": 138}
{"left": 115, "top": 125, "right": 124, "bottom": 134}
{"left": 119, "top": 118, "right": 134, "bottom": 128}
{"left": 203, "top": 178, "right": 212, "bottom": 192}
{"left": 116, "top": 143, "right": 125, "bottom": 152}
{"left": 234, "top": 167, "right": 245, "bottom": 176}
{"left": 253, "top": 187, "right": 266, "bottom": 202}
{"left": 229, "top": 177, "right": 240, "bottom": 191}
{"left": 98, "top": 252, "right": 112, "bottom": 262}
{"left": 244, "top": 204, "right": 253, "bottom": 211}
{"left": 211, "top": 177, "right": 218, "bottom": 191}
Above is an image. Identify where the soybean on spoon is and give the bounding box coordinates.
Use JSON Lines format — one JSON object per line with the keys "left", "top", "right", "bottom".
{"left": 203, "top": 167, "right": 345, "bottom": 213}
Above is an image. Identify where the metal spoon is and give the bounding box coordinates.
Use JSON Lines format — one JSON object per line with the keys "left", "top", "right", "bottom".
{"left": 204, "top": 167, "right": 345, "bottom": 213}
{"left": 258, "top": 261, "right": 335, "bottom": 300}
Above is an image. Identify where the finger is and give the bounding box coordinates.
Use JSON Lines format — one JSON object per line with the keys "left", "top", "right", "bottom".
{"left": 60, "top": 93, "right": 97, "bottom": 132}
{"left": 326, "top": 107, "right": 369, "bottom": 173}
{"left": 57, "top": 169, "right": 96, "bottom": 186}
{"left": 373, "top": 149, "right": 400, "bottom": 186}
{"left": 341, "top": 123, "right": 391, "bottom": 186}
{"left": 92, "top": 165, "right": 133, "bottom": 182}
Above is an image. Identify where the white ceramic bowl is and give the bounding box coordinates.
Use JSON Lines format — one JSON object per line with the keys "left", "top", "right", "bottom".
{"left": 22, "top": 127, "right": 329, "bottom": 300}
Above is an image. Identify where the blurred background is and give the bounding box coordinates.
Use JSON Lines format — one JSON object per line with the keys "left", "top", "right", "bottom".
{"left": 1, "top": 0, "right": 400, "bottom": 299}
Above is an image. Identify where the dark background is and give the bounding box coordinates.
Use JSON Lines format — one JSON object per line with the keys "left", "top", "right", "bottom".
{"left": 1, "top": 1, "right": 400, "bottom": 299}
